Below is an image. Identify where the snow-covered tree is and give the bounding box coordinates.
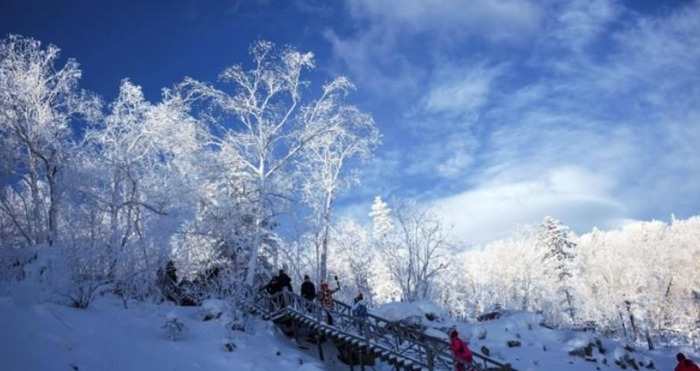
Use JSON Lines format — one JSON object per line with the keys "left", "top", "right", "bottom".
{"left": 0, "top": 34, "right": 100, "bottom": 246}
{"left": 76, "top": 79, "right": 206, "bottom": 286}
{"left": 372, "top": 198, "right": 450, "bottom": 302}
{"left": 181, "top": 41, "right": 369, "bottom": 285}
{"left": 536, "top": 216, "right": 579, "bottom": 323}
{"left": 299, "top": 82, "right": 380, "bottom": 282}
{"left": 327, "top": 219, "right": 376, "bottom": 305}
{"left": 369, "top": 196, "right": 393, "bottom": 240}
{"left": 367, "top": 196, "right": 400, "bottom": 302}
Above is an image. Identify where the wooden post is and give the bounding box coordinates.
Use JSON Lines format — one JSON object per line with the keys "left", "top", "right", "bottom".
{"left": 426, "top": 348, "right": 434, "bottom": 371}
{"left": 317, "top": 302, "right": 326, "bottom": 361}
{"left": 293, "top": 317, "right": 299, "bottom": 343}
{"left": 282, "top": 291, "right": 289, "bottom": 309}
{"left": 316, "top": 331, "right": 324, "bottom": 361}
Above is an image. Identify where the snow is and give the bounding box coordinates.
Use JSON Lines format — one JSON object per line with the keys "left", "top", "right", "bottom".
{"left": 166, "top": 310, "right": 180, "bottom": 321}
{"left": 0, "top": 277, "right": 695, "bottom": 371}
{"left": 0, "top": 289, "right": 336, "bottom": 371}
{"left": 201, "top": 299, "right": 225, "bottom": 320}
{"left": 371, "top": 300, "right": 445, "bottom": 325}
{"left": 368, "top": 302, "right": 691, "bottom": 371}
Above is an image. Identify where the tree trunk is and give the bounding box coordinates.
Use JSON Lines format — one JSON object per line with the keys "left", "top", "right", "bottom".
{"left": 108, "top": 170, "right": 121, "bottom": 256}
{"left": 27, "top": 153, "right": 44, "bottom": 245}
{"left": 319, "top": 190, "right": 334, "bottom": 283}
{"left": 46, "top": 163, "right": 59, "bottom": 246}
{"left": 618, "top": 309, "right": 628, "bottom": 341}
{"left": 565, "top": 289, "right": 575, "bottom": 323}
{"left": 245, "top": 178, "right": 265, "bottom": 286}
{"left": 625, "top": 301, "right": 638, "bottom": 341}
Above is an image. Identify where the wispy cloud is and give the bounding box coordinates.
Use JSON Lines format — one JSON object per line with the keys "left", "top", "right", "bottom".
{"left": 330, "top": 0, "right": 700, "bottom": 242}
{"left": 417, "top": 62, "right": 507, "bottom": 120}
{"left": 344, "top": 0, "right": 542, "bottom": 44}
{"left": 323, "top": 27, "right": 424, "bottom": 97}
{"left": 325, "top": 0, "right": 541, "bottom": 99}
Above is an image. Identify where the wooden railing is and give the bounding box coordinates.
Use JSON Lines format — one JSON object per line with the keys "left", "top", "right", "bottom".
{"left": 247, "top": 290, "right": 517, "bottom": 371}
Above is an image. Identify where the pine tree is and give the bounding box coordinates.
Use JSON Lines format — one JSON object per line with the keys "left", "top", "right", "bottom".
{"left": 369, "top": 196, "right": 393, "bottom": 240}
{"left": 537, "top": 216, "right": 578, "bottom": 324}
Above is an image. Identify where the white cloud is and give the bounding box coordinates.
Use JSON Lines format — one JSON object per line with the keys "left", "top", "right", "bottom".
{"left": 534, "top": 0, "right": 619, "bottom": 55}
{"left": 345, "top": 0, "right": 542, "bottom": 44}
{"left": 433, "top": 166, "right": 632, "bottom": 245}
{"left": 398, "top": 62, "right": 506, "bottom": 180}
{"left": 323, "top": 28, "right": 423, "bottom": 97}
{"left": 404, "top": 133, "right": 478, "bottom": 179}
{"left": 419, "top": 62, "right": 507, "bottom": 118}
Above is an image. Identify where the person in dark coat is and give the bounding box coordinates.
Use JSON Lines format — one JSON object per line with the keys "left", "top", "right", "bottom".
{"left": 271, "top": 269, "right": 292, "bottom": 309}
{"left": 300, "top": 275, "right": 316, "bottom": 313}
{"left": 263, "top": 275, "right": 280, "bottom": 294}
{"left": 277, "top": 269, "right": 293, "bottom": 293}
{"left": 676, "top": 353, "right": 700, "bottom": 371}
{"left": 301, "top": 275, "right": 316, "bottom": 300}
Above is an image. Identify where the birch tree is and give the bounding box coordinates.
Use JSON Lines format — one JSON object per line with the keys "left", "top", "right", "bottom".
{"left": 328, "top": 219, "right": 376, "bottom": 305}
{"left": 299, "top": 79, "right": 380, "bottom": 281}
{"left": 180, "top": 40, "right": 368, "bottom": 285}
{"left": 373, "top": 198, "right": 450, "bottom": 302}
{"left": 80, "top": 79, "right": 205, "bottom": 277}
{"left": 0, "top": 34, "right": 100, "bottom": 246}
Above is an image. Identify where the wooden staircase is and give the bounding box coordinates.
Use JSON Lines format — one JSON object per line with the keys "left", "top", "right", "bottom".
{"left": 246, "top": 290, "right": 517, "bottom": 371}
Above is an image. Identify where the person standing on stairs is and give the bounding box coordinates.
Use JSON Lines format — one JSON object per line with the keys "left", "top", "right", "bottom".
{"left": 450, "top": 329, "right": 474, "bottom": 371}
{"left": 319, "top": 280, "right": 339, "bottom": 325}
{"left": 276, "top": 269, "right": 293, "bottom": 308}
{"left": 351, "top": 292, "right": 369, "bottom": 336}
{"left": 300, "top": 274, "right": 316, "bottom": 313}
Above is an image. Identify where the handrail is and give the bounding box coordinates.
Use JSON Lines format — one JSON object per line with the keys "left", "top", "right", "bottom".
{"left": 248, "top": 290, "right": 516, "bottom": 371}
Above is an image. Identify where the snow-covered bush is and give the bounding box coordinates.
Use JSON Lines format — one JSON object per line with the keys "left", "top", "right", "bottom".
{"left": 24, "top": 244, "right": 106, "bottom": 309}
{"left": 162, "top": 312, "right": 186, "bottom": 341}
{"left": 0, "top": 245, "right": 37, "bottom": 284}
{"left": 201, "top": 299, "right": 224, "bottom": 321}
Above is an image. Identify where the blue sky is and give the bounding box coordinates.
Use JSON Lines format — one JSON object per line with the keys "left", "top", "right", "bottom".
{"left": 2, "top": 0, "right": 699, "bottom": 244}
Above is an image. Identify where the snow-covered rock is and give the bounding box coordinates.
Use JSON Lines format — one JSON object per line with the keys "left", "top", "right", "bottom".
{"left": 201, "top": 299, "right": 225, "bottom": 321}
{"left": 372, "top": 300, "right": 445, "bottom": 325}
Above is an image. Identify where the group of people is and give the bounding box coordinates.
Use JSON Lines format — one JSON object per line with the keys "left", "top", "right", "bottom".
{"left": 263, "top": 269, "right": 475, "bottom": 370}
{"left": 263, "top": 270, "right": 368, "bottom": 327}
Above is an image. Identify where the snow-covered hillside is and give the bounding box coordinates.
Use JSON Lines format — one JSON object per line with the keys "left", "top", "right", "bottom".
{"left": 1, "top": 285, "right": 695, "bottom": 371}
{"left": 0, "top": 289, "right": 339, "bottom": 371}
{"left": 371, "top": 302, "right": 692, "bottom": 371}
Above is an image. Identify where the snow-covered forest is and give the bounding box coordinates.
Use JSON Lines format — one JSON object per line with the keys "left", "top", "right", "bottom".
{"left": 1, "top": 33, "right": 699, "bottom": 369}
{"left": 330, "top": 198, "right": 700, "bottom": 349}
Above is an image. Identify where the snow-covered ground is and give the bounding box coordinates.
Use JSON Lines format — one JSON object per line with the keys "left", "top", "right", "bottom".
{"left": 0, "top": 280, "right": 696, "bottom": 371}
{"left": 370, "top": 301, "right": 695, "bottom": 371}
{"left": 0, "top": 286, "right": 344, "bottom": 371}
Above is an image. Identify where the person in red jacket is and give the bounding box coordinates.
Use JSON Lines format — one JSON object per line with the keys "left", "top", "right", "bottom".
{"left": 450, "top": 330, "right": 474, "bottom": 371}
{"left": 676, "top": 353, "right": 700, "bottom": 371}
